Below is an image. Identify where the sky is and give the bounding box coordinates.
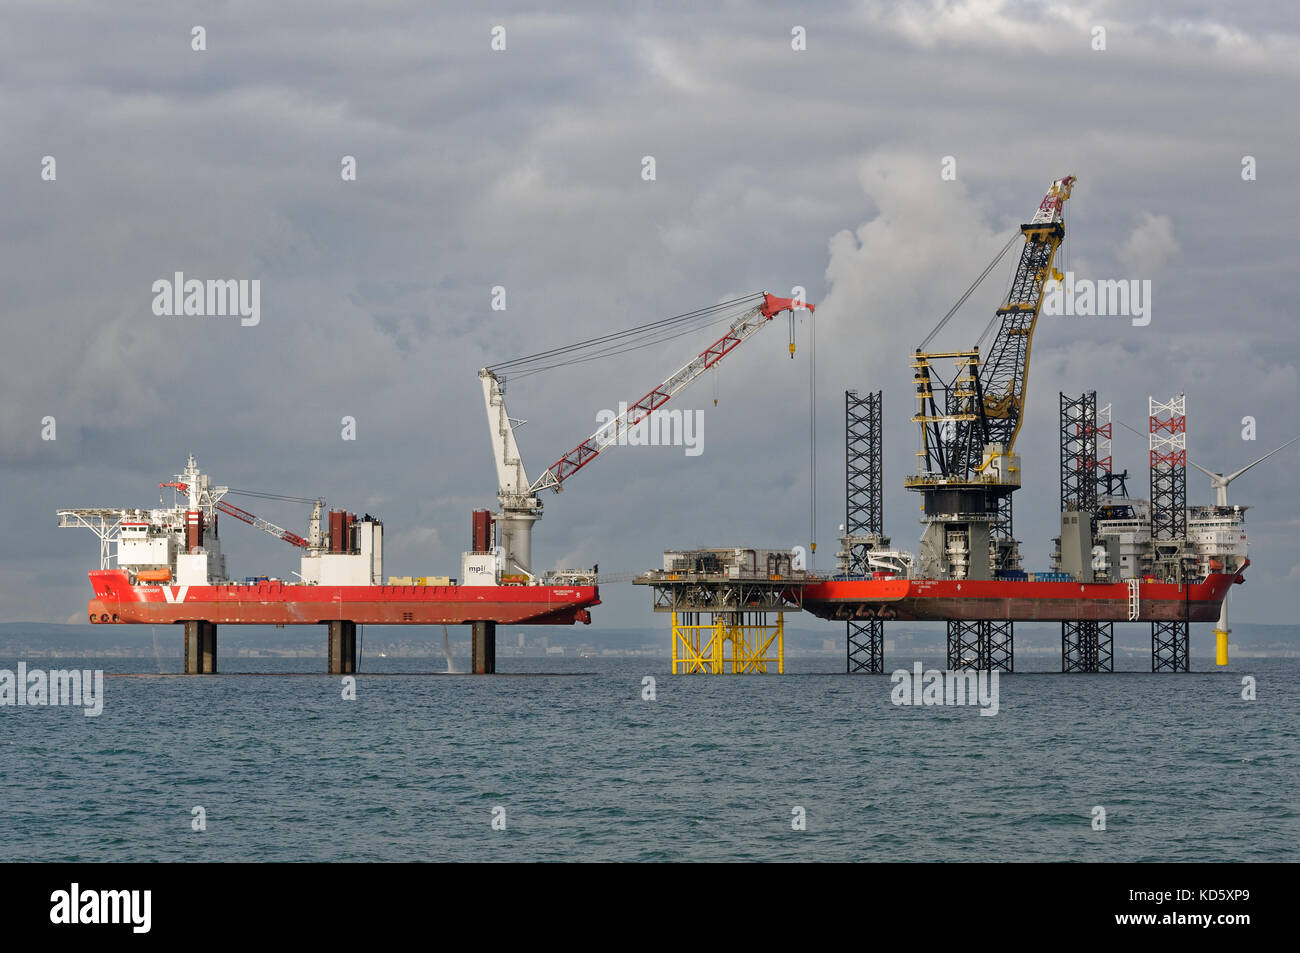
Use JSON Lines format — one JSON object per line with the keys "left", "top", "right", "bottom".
{"left": 3, "top": 0, "right": 1299, "bottom": 627}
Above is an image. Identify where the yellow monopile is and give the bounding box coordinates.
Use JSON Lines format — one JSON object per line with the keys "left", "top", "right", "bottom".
{"left": 1215, "top": 628, "right": 1229, "bottom": 665}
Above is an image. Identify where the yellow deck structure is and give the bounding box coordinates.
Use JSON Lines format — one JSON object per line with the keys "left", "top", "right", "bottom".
{"left": 636, "top": 548, "right": 809, "bottom": 675}
{"left": 670, "top": 611, "right": 785, "bottom": 674}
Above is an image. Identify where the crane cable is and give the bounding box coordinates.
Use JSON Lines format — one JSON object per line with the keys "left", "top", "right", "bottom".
{"left": 227, "top": 488, "right": 319, "bottom": 505}
{"left": 503, "top": 305, "right": 750, "bottom": 380}
{"left": 809, "top": 306, "right": 817, "bottom": 565}
{"left": 976, "top": 209, "right": 1068, "bottom": 352}
{"left": 487, "top": 293, "right": 764, "bottom": 374}
{"left": 918, "top": 231, "right": 1021, "bottom": 352}
{"left": 495, "top": 300, "right": 758, "bottom": 379}
{"left": 975, "top": 246, "right": 1024, "bottom": 351}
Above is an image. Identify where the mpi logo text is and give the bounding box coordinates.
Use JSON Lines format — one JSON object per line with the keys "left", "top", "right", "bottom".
{"left": 1042, "top": 272, "right": 1151, "bottom": 327}
{"left": 152, "top": 272, "right": 260, "bottom": 326}
{"left": 0, "top": 664, "right": 103, "bottom": 716}
{"left": 595, "top": 402, "right": 703, "bottom": 457}
{"left": 50, "top": 884, "right": 150, "bottom": 933}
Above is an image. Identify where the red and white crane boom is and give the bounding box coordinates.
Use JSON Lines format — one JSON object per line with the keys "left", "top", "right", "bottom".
{"left": 530, "top": 293, "right": 813, "bottom": 492}
{"left": 160, "top": 471, "right": 321, "bottom": 550}
{"left": 479, "top": 292, "right": 813, "bottom": 575}
{"left": 214, "top": 500, "right": 310, "bottom": 548}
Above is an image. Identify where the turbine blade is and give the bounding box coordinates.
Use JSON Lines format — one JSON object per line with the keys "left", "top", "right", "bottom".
{"left": 1224, "top": 433, "right": 1300, "bottom": 483}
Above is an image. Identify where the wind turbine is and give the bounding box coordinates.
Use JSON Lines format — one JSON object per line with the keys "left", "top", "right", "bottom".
{"left": 1188, "top": 433, "right": 1300, "bottom": 665}
{"left": 1188, "top": 433, "right": 1300, "bottom": 505}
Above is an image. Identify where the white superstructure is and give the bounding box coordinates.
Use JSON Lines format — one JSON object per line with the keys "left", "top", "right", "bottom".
{"left": 59, "top": 455, "right": 390, "bottom": 587}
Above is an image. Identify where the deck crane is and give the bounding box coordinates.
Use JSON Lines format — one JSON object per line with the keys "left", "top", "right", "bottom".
{"left": 480, "top": 292, "right": 814, "bottom": 576}
{"left": 212, "top": 501, "right": 310, "bottom": 548}
{"left": 159, "top": 460, "right": 327, "bottom": 550}
{"left": 906, "top": 175, "right": 1076, "bottom": 579}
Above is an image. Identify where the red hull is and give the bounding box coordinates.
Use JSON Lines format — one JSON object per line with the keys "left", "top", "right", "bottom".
{"left": 801, "top": 574, "right": 1239, "bottom": 623}
{"left": 86, "top": 570, "right": 599, "bottom": 626}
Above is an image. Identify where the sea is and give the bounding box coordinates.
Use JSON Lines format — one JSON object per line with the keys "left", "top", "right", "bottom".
{"left": 1, "top": 651, "right": 1295, "bottom": 862}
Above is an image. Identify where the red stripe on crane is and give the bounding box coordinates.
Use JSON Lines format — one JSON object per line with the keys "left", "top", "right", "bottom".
{"left": 541, "top": 292, "right": 815, "bottom": 488}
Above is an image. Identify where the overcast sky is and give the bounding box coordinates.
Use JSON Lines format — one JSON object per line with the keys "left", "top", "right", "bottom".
{"left": 4, "top": 0, "right": 1299, "bottom": 630}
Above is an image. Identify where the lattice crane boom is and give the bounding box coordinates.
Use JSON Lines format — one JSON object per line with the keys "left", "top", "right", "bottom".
{"left": 972, "top": 175, "right": 1075, "bottom": 460}
{"left": 912, "top": 176, "right": 1076, "bottom": 484}
{"left": 478, "top": 291, "right": 813, "bottom": 576}
{"left": 215, "top": 500, "right": 309, "bottom": 548}
{"left": 160, "top": 475, "right": 314, "bottom": 549}
{"left": 529, "top": 293, "right": 812, "bottom": 493}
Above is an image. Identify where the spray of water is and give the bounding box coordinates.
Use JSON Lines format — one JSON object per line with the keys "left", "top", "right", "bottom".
{"left": 442, "top": 624, "right": 456, "bottom": 674}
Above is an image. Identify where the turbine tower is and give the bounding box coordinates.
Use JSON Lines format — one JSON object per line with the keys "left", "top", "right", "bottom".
{"left": 1189, "top": 433, "right": 1300, "bottom": 665}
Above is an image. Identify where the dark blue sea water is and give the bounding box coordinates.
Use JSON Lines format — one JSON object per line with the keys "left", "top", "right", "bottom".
{"left": 1, "top": 653, "right": 1295, "bottom": 862}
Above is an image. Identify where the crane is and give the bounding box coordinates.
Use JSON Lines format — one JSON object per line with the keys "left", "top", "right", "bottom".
{"left": 913, "top": 175, "right": 1076, "bottom": 485}
{"left": 906, "top": 176, "right": 1076, "bottom": 579}
{"left": 480, "top": 291, "right": 813, "bottom": 576}
{"left": 972, "top": 175, "right": 1076, "bottom": 458}
{"left": 214, "top": 500, "right": 310, "bottom": 548}
{"left": 159, "top": 465, "right": 326, "bottom": 550}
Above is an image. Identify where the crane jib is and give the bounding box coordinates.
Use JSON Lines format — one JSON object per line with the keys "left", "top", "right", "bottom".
{"left": 535, "top": 294, "right": 814, "bottom": 490}
{"left": 215, "top": 500, "right": 310, "bottom": 548}
{"left": 482, "top": 290, "right": 812, "bottom": 577}
{"left": 908, "top": 175, "right": 1076, "bottom": 486}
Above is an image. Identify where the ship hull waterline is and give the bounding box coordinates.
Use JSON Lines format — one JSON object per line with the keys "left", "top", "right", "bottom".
{"left": 799, "top": 573, "right": 1241, "bottom": 623}
{"left": 86, "top": 570, "right": 599, "bottom": 626}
